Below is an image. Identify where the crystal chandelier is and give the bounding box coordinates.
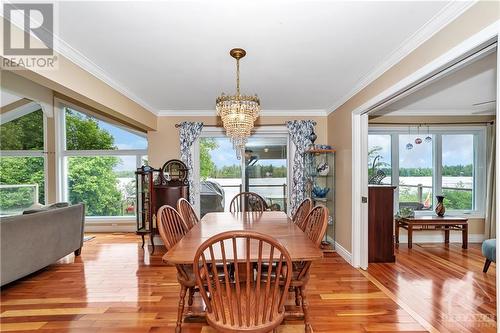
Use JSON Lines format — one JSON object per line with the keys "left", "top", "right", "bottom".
{"left": 216, "top": 48, "right": 260, "bottom": 159}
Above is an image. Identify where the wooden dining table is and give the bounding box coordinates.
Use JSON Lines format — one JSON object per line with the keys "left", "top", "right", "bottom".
{"left": 164, "top": 211, "right": 323, "bottom": 264}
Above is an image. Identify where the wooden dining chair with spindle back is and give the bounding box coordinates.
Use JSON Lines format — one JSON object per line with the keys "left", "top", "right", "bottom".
{"left": 177, "top": 198, "right": 199, "bottom": 230}
{"left": 292, "top": 204, "right": 329, "bottom": 333}
{"left": 229, "top": 192, "right": 267, "bottom": 213}
{"left": 193, "top": 230, "right": 292, "bottom": 333}
{"left": 157, "top": 205, "right": 196, "bottom": 333}
{"left": 292, "top": 198, "right": 313, "bottom": 231}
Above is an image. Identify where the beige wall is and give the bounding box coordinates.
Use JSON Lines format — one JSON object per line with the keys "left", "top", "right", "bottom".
{"left": 148, "top": 115, "right": 328, "bottom": 169}
{"left": 327, "top": 1, "right": 499, "bottom": 252}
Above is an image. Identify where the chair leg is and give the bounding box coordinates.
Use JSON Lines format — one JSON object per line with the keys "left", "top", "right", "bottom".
{"left": 483, "top": 259, "right": 492, "bottom": 273}
{"left": 188, "top": 287, "right": 195, "bottom": 306}
{"left": 176, "top": 285, "right": 187, "bottom": 333}
{"left": 299, "top": 286, "right": 312, "bottom": 333}
{"left": 294, "top": 287, "right": 301, "bottom": 306}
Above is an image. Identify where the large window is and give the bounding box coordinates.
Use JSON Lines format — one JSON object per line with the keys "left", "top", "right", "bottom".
{"left": 0, "top": 107, "right": 46, "bottom": 215}
{"left": 369, "top": 127, "right": 485, "bottom": 215}
{"left": 61, "top": 105, "right": 147, "bottom": 218}
{"left": 197, "top": 129, "right": 289, "bottom": 216}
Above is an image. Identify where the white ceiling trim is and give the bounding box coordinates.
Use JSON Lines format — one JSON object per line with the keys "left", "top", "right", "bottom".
{"left": 326, "top": 0, "right": 476, "bottom": 115}
{"left": 380, "top": 108, "right": 495, "bottom": 116}
{"left": 157, "top": 109, "right": 328, "bottom": 117}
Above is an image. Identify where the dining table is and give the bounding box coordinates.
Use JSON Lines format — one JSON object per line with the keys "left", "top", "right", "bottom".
{"left": 163, "top": 211, "right": 323, "bottom": 332}
{"left": 163, "top": 211, "right": 324, "bottom": 265}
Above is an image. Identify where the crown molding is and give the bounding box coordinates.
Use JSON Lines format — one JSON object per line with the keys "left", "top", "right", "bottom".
{"left": 326, "top": 0, "right": 477, "bottom": 115}
{"left": 156, "top": 109, "right": 328, "bottom": 117}
{"left": 52, "top": 36, "right": 158, "bottom": 114}
{"left": 1, "top": 4, "right": 158, "bottom": 114}
{"left": 378, "top": 108, "right": 495, "bottom": 116}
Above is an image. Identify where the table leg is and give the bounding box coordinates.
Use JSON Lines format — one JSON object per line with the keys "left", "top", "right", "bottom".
{"left": 444, "top": 227, "right": 450, "bottom": 245}
{"left": 395, "top": 219, "right": 400, "bottom": 245}
{"left": 462, "top": 224, "right": 468, "bottom": 249}
{"left": 408, "top": 225, "right": 413, "bottom": 249}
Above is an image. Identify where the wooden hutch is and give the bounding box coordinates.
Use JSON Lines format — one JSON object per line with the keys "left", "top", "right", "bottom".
{"left": 135, "top": 160, "right": 189, "bottom": 253}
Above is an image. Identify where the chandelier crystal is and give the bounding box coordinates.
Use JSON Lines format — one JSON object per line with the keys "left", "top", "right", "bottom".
{"left": 216, "top": 48, "right": 260, "bottom": 159}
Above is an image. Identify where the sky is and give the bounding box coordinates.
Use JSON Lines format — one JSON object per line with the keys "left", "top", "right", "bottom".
{"left": 98, "top": 121, "right": 147, "bottom": 172}
{"left": 207, "top": 138, "right": 287, "bottom": 168}
{"left": 369, "top": 134, "right": 473, "bottom": 168}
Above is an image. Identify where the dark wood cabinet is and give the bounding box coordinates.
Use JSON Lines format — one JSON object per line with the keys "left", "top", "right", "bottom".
{"left": 135, "top": 160, "right": 189, "bottom": 254}
{"left": 368, "top": 186, "right": 396, "bottom": 263}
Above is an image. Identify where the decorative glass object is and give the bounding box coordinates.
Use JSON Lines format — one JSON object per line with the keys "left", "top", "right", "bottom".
{"left": 406, "top": 143, "right": 413, "bottom": 150}
{"left": 425, "top": 126, "right": 432, "bottom": 143}
{"left": 304, "top": 148, "right": 335, "bottom": 252}
{"left": 216, "top": 48, "right": 260, "bottom": 159}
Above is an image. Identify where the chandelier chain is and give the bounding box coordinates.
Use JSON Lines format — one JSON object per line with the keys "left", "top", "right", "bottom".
{"left": 236, "top": 58, "right": 240, "bottom": 96}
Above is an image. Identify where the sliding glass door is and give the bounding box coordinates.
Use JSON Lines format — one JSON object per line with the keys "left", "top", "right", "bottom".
{"left": 245, "top": 137, "right": 287, "bottom": 212}
{"left": 197, "top": 130, "right": 289, "bottom": 217}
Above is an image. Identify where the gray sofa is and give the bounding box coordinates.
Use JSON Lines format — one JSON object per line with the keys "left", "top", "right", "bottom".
{"left": 1, "top": 203, "right": 85, "bottom": 286}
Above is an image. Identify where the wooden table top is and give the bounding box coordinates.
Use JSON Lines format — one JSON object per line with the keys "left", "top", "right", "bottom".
{"left": 397, "top": 215, "right": 468, "bottom": 224}
{"left": 163, "top": 211, "right": 323, "bottom": 264}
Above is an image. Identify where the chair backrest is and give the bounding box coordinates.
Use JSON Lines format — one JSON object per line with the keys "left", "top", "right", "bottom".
{"left": 157, "top": 205, "right": 189, "bottom": 251}
{"left": 177, "top": 198, "right": 200, "bottom": 230}
{"left": 193, "top": 230, "right": 292, "bottom": 331}
{"left": 294, "top": 205, "right": 329, "bottom": 282}
{"left": 303, "top": 205, "right": 329, "bottom": 247}
{"left": 229, "top": 192, "right": 267, "bottom": 213}
{"left": 293, "top": 198, "right": 313, "bottom": 231}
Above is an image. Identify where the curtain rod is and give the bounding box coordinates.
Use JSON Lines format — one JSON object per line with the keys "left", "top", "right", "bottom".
{"left": 369, "top": 121, "right": 495, "bottom": 126}
{"left": 174, "top": 123, "right": 285, "bottom": 128}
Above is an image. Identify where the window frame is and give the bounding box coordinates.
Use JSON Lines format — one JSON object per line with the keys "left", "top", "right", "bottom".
{"left": 0, "top": 106, "right": 48, "bottom": 209}
{"left": 55, "top": 99, "right": 148, "bottom": 220}
{"left": 369, "top": 125, "right": 486, "bottom": 217}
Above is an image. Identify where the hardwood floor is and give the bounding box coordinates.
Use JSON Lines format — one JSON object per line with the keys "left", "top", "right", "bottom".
{"left": 0, "top": 233, "right": 427, "bottom": 332}
{"left": 367, "top": 243, "right": 497, "bottom": 333}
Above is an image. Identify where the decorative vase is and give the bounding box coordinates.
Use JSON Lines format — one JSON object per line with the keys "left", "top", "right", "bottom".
{"left": 317, "top": 162, "right": 329, "bottom": 176}
{"left": 435, "top": 195, "right": 445, "bottom": 217}
{"left": 309, "top": 129, "right": 317, "bottom": 144}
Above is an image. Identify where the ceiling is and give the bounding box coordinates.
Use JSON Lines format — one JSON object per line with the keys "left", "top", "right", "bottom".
{"left": 376, "top": 51, "right": 497, "bottom": 116}
{"left": 53, "top": 1, "right": 472, "bottom": 115}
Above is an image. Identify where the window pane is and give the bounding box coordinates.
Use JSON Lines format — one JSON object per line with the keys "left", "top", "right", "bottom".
{"left": 399, "top": 134, "right": 433, "bottom": 211}
{"left": 368, "top": 134, "right": 391, "bottom": 184}
{"left": 246, "top": 137, "right": 288, "bottom": 212}
{"left": 65, "top": 108, "right": 147, "bottom": 150}
{"left": 67, "top": 156, "right": 136, "bottom": 217}
{"left": 0, "top": 156, "right": 45, "bottom": 215}
{"left": 199, "top": 137, "right": 241, "bottom": 217}
{"left": 0, "top": 108, "right": 44, "bottom": 150}
{"left": 442, "top": 135, "right": 474, "bottom": 210}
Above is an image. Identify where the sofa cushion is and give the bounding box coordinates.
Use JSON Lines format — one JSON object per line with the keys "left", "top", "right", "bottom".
{"left": 23, "top": 202, "right": 70, "bottom": 215}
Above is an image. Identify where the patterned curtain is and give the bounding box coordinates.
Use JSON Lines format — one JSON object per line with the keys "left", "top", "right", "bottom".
{"left": 179, "top": 121, "right": 203, "bottom": 204}
{"left": 286, "top": 120, "right": 316, "bottom": 214}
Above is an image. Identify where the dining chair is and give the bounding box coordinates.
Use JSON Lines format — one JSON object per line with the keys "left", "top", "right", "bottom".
{"left": 229, "top": 192, "right": 267, "bottom": 213}
{"left": 291, "top": 205, "right": 328, "bottom": 333}
{"left": 157, "top": 205, "right": 195, "bottom": 333}
{"left": 177, "top": 198, "right": 200, "bottom": 230}
{"left": 292, "top": 197, "right": 313, "bottom": 231}
{"left": 193, "top": 230, "right": 292, "bottom": 333}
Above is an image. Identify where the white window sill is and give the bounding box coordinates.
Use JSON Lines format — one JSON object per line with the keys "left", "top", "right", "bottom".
{"left": 85, "top": 216, "right": 135, "bottom": 224}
